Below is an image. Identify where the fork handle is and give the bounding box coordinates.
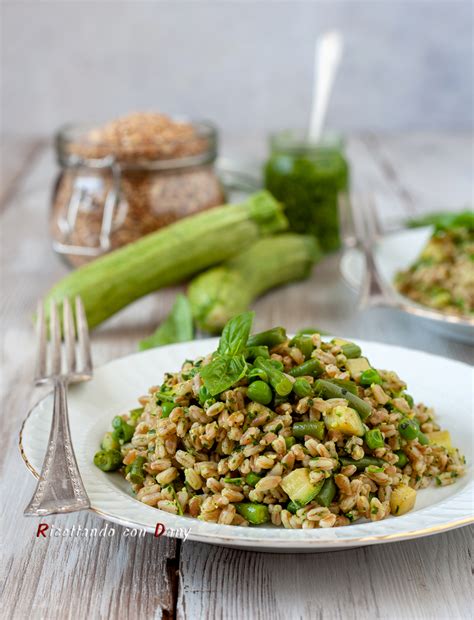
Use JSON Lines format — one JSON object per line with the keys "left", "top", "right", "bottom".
{"left": 358, "top": 245, "right": 395, "bottom": 310}
{"left": 24, "top": 379, "right": 90, "bottom": 516}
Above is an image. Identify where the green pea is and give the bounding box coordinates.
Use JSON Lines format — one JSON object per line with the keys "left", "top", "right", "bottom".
{"left": 365, "top": 428, "right": 385, "bottom": 450}
{"left": 293, "top": 378, "right": 313, "bottom": 398}
{"left": 395, "top": 451, "right": 409, "bottom": 468}
{"left": 399, "top": 418, "right": 420, "bottom": 440}
{"left": 161, "top": 401, "right": 176, "bottom": 418}
{"left": 245, "top": 472, "right": 262, "bottom": 487}
{"left": 101, "top": 431, "right": 120, "bottom": 451}
{"left": 94, "top": 449, "right": 123, "bottom": 472}
{"left": 247, "top": 380, "right": 273, "bottom": 405}
{"left": 360, "top": 369, "right": 382, "bottom": 387}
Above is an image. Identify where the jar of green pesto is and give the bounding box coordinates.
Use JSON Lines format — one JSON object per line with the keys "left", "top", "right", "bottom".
{"left": 264, "top": 131, "right": 349, "bottom": 253}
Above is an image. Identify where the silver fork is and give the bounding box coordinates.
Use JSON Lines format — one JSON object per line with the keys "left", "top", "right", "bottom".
{"left": 339, "top": 193, "right": 395, "bottom": 309}
{"left": 24, "top": 297, "right": 93, "bottom": 516}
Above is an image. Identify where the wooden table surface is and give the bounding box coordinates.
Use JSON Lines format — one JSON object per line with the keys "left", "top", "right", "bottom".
{"left": 1, "top": 133, "right": 472, "bottom": 620}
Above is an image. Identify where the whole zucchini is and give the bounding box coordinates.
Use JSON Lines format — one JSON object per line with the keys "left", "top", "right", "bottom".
{"left": 45, "top": 191, "right": 286, "bottom": 328}
{"left": 188, "top": 234, "right": 321, "bottom": 333}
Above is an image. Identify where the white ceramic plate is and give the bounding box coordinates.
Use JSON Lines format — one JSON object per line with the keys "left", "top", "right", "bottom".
{"left": 20, "top": 338, "right": 473, "bottom": 552}
{"left": 340, "top": 227, "right": 474, "bottom": 344}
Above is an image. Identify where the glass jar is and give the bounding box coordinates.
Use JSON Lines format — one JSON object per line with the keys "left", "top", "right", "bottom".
{"left": 264, "top": 130, "right": 349, "bottom": 253}
{"left": 51, "top": 117, "right": 225, "bottom": 267}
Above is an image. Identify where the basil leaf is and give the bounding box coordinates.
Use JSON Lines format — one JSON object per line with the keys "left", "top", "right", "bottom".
{"left": 139, "top": 294, "right": 194, "bottom": 351}
{"left": 200, "top": 354, "right": 247, "bottom": 396}
{"left": 217, "top": 311, "right": 254, "bottom": 357}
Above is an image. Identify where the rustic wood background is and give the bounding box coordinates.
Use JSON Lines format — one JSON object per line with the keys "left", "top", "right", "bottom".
{"left": 1, "top": 133, "right": 472, "bottom": 619}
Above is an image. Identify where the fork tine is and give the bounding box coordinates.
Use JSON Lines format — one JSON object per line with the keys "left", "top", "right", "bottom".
{"left": 63, "top": 298, "right": 76, "bottom": 373}
{"left": 34, "top": 301, "right": 47, "bottom": 381}
{"left": 49, "top": 300, "right": 62, "bottom": 376}
{"left": 338, "top": 192, "right": 357, "bottom": 249}
{"left": 363, "top": 194, "right": 381, "bottom": 242}
{"left": 353, "top": 194, "right": 368, "bottom": 247}
{"left": 75, "top": 297, "right": 92, "bottom": 375}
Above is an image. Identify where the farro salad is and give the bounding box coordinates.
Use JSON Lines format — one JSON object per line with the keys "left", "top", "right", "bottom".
{"left": 94, "top": 313, "right": 466, "bottom": 529}
{"left": 395, "top": 212, "right": 474, "bottom": 317}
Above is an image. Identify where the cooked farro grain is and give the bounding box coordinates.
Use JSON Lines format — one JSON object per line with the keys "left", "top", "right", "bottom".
{"left": 94, "top": 316, "right": 466, "bottom": 529}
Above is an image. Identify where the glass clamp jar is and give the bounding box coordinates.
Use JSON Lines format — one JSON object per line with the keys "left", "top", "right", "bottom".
{"left": 51, "top": 117, "right": 225, "bottom": 267}
{"left": 264, "top": 130, "right": 350, "bottom": 253}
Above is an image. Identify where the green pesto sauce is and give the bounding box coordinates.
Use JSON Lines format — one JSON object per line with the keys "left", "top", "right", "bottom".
{"left": 264, "top": 147, "right": 349, "bottom": 253}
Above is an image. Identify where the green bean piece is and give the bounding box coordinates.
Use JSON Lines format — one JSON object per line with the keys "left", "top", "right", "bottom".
{"left": 359, "top": 369, "right": 382, "bottom": 387}
{"left": 340, "top": 456, "right": 386, "bottom": 471}
{"left": 129, "top": 407, "right": 145, "bottom": 423}
{"left": 293, "top": 378, "right": 313, "bottom": 398}
{"left": 289, "top": 358, "right": 324, "bottom": 378}
{"left": 284, "top": 436, "right": 296, "bottom": 449}
{"left": 398, "top": 418, "right": 420, "bottom": 440}
{"left": 290, "top": 336, "right": 314, "bottom": 360}
{"left": 341, "top": 342, "right": 362, "bottom": 359}
{"left": 129, "top": 456, "right": 146, "bottom": 484}
{"left": 161, "top": 401, "right": 177, "bottom": 418}
{"left": 315, "top": 379, "right": 372, "bottom": 421}
{"left": 269, "top": 359, "right": 284, "bottom": 371}
{"left": 245, "top": 472, "right": 262, "bottom": 487}
{"left": 417, "top": 432, "right": 429, "bottom": 445}
{"left": 247, "top": 327, "right": 287, "bottom": 348}
{"left": 316, "top": 477, "right": 337, "bottom": 507}
{"left": 248, "top": 367, "right": 269, "bottom": 383}
{"left": 365, "top": 428, "right": 385, "bottom": 450}
{"left": 247, "top": 380, "right": 273, "bottom": 405}
{"left": 326, "top": 378, "right": 358, "bottom": 395}
{"left": 254, "top": 357, "right": 293, "bottom": 396}
{"left": 236, "top": 502, "right": 270, "bottom": 525}
{"left": 245, "top": 345, "right": 270, "bottom": 360}
{"left": 112, "top": 416, "right": 135, "bottom": 443}
{"left": 395, "top": 451, "right": 409, "bottom": 468}
{"left": 101, "top": 431, "right": 120, "bottom": 452}
{"left": 94, "top": 449, "right": 123, "bottom": 472}
{"left": 403, "top": 393, "right": 414, "bottom": 407}
{"left": 296, "top": 327, "right": 325, "bottom": 336}
{"left": 222, "top": 477, "right": 244, "bottom": 485}
{"left": 286, "top": 500, "right": 300, "bottom": 514}
{"left": 292, "top": 420, "right": 325, "bottom": 440}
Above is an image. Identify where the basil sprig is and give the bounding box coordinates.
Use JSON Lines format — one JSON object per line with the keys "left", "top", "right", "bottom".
{"left": 200, "top": 311, "right": 254, "bottom": 396}
{"left": 139, "top": 294, "right": 193, "bottom": 351}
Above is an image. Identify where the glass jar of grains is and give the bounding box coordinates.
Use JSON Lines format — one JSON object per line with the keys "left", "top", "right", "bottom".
{"left": 264, "top": 130, "right": 349, "bottom": 253}
{"left": 51, "top": 113, "right": 225, "bottom": 266}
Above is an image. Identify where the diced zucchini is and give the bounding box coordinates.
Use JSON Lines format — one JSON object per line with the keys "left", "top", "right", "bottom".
{"left": 346, "top": 357, "right": 371, "bottom": 379}
{"left": 426, "top": 430, "right": 452, "bottom": 450}
{"left": 331, "top": 338, "right": 350, "bottom": 346}
{"left": 324, "top": 405, "right": 365, "bottom": 437}
{"left": 390, "top": 484, "right": 417, "bottom": 516}
{"left": 281, "top": 468, "right": 323, "bottom": 506}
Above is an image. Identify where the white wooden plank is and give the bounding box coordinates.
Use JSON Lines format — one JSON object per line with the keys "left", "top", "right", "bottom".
{"left": 1, "top": 134, "right": 472, "bottom": 620}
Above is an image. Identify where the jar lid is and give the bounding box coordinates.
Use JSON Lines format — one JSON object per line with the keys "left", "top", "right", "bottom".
{"left": 56, "top": 113, "right": 218, "bottom": 170}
